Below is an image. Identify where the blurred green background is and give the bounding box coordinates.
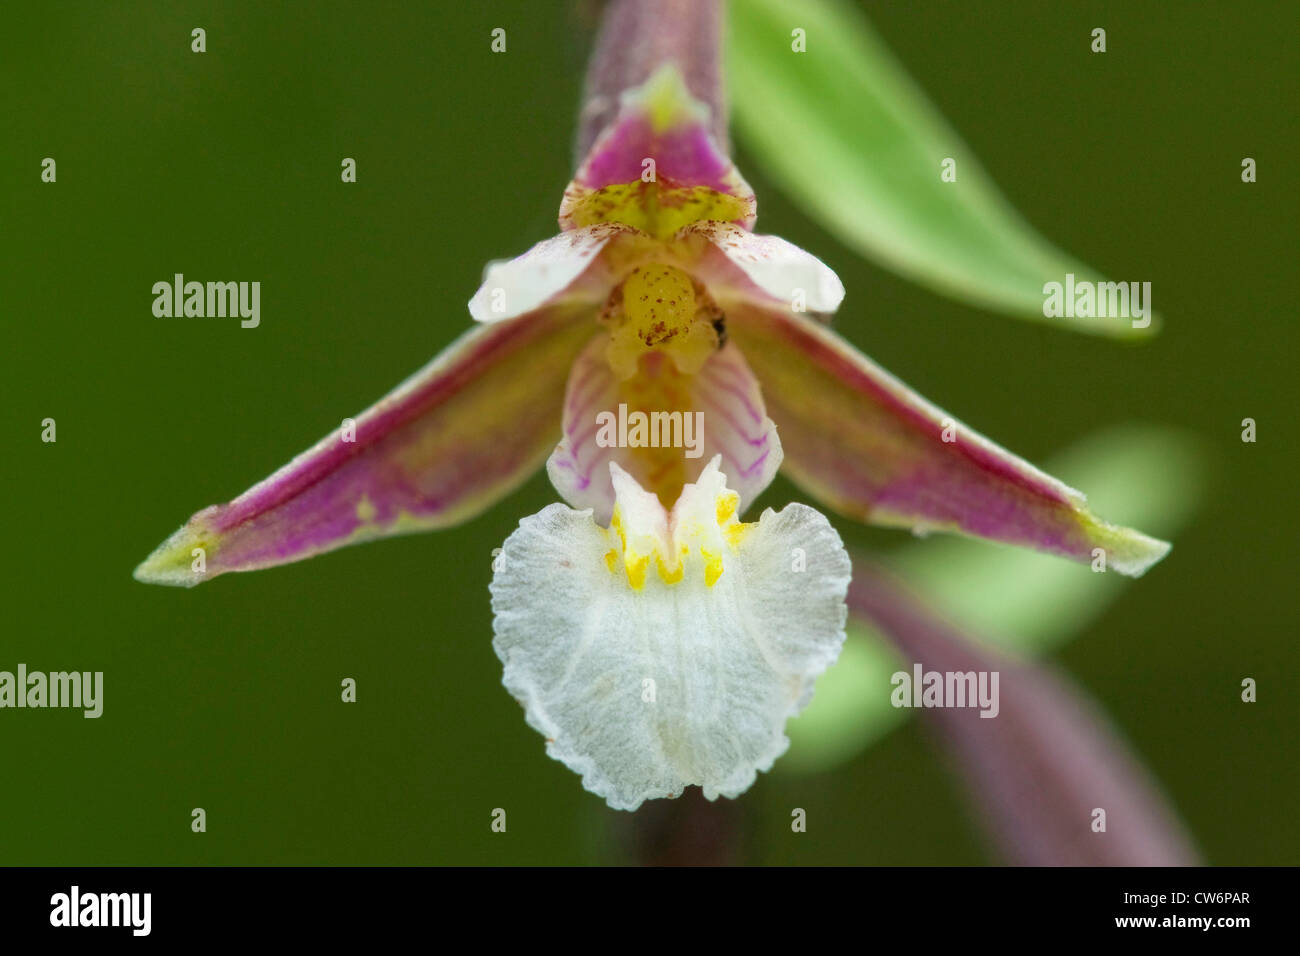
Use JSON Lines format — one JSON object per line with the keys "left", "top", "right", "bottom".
{"left": 2, "top": 0, "right": 1294, "bottom": 865}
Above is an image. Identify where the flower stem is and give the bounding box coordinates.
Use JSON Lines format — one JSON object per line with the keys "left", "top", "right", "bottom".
{"left": 620, "top": 787, "right": 745, "bottom": 866}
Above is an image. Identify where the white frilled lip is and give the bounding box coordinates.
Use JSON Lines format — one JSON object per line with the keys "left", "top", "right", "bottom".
{"left": 490, "top": 457, "right": 852, "bottom": 811}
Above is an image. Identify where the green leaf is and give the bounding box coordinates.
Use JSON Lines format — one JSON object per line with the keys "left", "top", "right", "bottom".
{"left": 727, "top": 0, "right": 1157, "bottom": 336}
{"left": 783, "top": 425, "right": 1205, "bottom": 772}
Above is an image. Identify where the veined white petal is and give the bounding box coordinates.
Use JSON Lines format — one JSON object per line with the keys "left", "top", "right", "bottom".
{"left": 468, "top": 223, "right": 634, "bottom": 323}
{"left": 490, "top": 457, "right": 851, "bottom": 811}
{"left": 682, "top": 221, "right": 846, "bottom": 315}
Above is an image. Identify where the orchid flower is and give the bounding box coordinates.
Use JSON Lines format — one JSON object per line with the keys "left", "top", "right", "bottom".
{"left": 135, "top": 0, "right": 1170, "bottom": 812}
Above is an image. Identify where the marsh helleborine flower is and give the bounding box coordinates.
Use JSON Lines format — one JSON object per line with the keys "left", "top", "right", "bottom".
{"left": 135, "top": 6, "right": 1168, "bottom": 811}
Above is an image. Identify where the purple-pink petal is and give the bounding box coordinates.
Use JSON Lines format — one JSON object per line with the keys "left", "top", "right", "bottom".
{"left": 135, "top": 306, "right": 594, "bottom": 586}
{"left": 730, "top": 304, "right": 1171, "bottom": 576}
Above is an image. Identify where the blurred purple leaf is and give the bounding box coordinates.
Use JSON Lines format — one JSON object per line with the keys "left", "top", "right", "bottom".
{"left": 849, "top": 560, "right": 1200, "bottom": 866}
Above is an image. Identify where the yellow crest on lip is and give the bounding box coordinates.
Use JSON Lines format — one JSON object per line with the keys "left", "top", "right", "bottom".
{"left": 604, "top": 467, "right": 748, "bottom": 591}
